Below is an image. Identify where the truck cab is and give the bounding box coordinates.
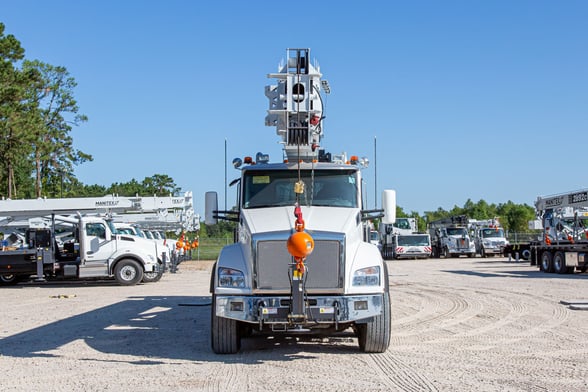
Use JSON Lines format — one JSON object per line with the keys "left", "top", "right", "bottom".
{"left": 473, "top": 227, "right": 508, "bottom": 257}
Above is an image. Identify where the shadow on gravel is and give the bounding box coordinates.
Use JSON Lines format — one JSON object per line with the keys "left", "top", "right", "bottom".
{"left": 443, "top": 269, "right": 588, "bottom": 279}
{"left": 0, "top": 295, "right": 361, "bottom": 363}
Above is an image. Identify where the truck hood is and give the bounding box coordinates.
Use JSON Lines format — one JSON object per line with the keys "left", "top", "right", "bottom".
{"left": 242, "top": 206, "right": 358, "bottom": 235}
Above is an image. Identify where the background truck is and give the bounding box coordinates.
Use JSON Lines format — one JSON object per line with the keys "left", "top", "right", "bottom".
{"left": 528, "top": 189, "right": 588, "bottom": 274}
{"left": 379, "top": 218, "right": 431, "bottom": 259}
{"left": 0, "top": 193, "right": 195, "bottom": 285}
{"left": 469, "top": 218, "right": 508, "bottom": 257}
{"left": 0, "top": 214, "right": 158, "bottom": 285}
{"left": 428, "top": 215, "right": 475, "bottom": 258}
{"left": 205, "top": 48, "right": 396, "bottom": 354}
{"left": 386, "top": 233, "right": 432, "bottom": 259}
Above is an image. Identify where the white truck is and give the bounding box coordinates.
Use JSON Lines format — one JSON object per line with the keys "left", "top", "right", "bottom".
{"left": 0, "top": 214, "right": 158, "bottom": 285}
{"left": 528, "top": 189, "right": 588, "bottom": 274}
{"left": 428, "top": 215, "right": 476, "bottom": 258}
{"left": 0, "top": 194, "right": 194, "bottom": 285}
{"left": 387, "top": 233, "right": 432, "bottom": 260}
{"left": 380, "top": 218, "right": 431, "bottom": 259}
{"left": 205, "top": 48, "right": 396, "bottom": 354}
{"left": 380, "top": 218, "right": 413, "bottom": 259}
{"left": 469, "top": 218, "right": 508, "bottom": 257}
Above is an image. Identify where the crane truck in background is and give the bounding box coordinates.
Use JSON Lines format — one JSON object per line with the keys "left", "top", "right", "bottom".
{"left": 0, "top": 213, "right": 157, "bottom": 285}
{"left": 205, "top": 48, "right": 396, "bottom": 354}
{"left": 525, "top": 189, "right": 588, "bottom": 274}
{"left": 0, "top": 193, "right": 195, "bottom": 285}
{"left": 469, "top": 218, "right": 508, "bottom": 257}
{"left": 428, "top": 215, "right": 475, "bottom": 258}
{"left": 380, "top": 218, "right": 432, "bottom": 259}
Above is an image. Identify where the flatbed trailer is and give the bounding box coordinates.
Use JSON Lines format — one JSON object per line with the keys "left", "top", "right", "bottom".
{"left": 530, "top": 240, "right": 588, "bottom": 274}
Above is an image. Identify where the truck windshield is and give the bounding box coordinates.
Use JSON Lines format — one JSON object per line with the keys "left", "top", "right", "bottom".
{"left": 398, "top": 235, "right": 430, "bottom": 246}
{"left": 446, "top": 227, "right": 467, "bottom": 236}
{"left": 242, "top": 169, "right": 358, "bottom": 209}
{"left": 394, "top": 218, "right": 412, "bottom": 230}
{"left": 481, "top": 228, "right": 505, "bottom": 238}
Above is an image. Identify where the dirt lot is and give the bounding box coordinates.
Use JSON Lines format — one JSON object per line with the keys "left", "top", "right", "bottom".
{"left": 1, "top": 257, "right": 587, "bottom": 392}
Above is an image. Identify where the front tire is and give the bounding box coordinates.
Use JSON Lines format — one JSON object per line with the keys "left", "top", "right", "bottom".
{"left": 142, "top": 262, "right": 163, "bottom": 283}
{"left": 357, "top": 291, "right": 391, "bottom": 353}
{"left": 114, "top": 259, "right": 144, "bottom": 285}
{"left": 211, "top": 294, "right": 241, "bottom": 354}
{"left": 357, "top": 263, "right": 391, "bottom": 353}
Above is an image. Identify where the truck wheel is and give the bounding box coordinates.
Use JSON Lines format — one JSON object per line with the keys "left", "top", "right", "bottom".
{"left": 357, "top": 263, "right": 391, "bottom": 353}
{"left": 540, "top": 251, "right": 553, "bottom": 273}
{"left": 357, "top": 290, "right": 391, "bottom": 353}
{"left": 521, "top": 249, "right": 531, "bottom": 261}
{"left": 142, "top": 265, "right": 163, "bottom": 283}
{"left": 114, "top": 259, "right": 144, "bottom": 285}
{"left": 211, "top": 294, "right": 241, "bottom": 354}
{"left": 553, "top": 251, "right": 567, "bottom": 274}
{"left": 0, "top": 274, "right": 18, "bottom": 285}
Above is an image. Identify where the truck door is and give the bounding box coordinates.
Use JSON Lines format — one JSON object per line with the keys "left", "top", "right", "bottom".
{"left": 79, "top": 222, "right": 114, "bottom": 278}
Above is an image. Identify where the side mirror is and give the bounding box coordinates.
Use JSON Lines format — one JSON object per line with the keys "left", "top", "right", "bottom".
{"left": 205, "top": 191, "right": 218, "bottom": 225}
{"left": 381, "top": 190, "right": 396, "bottom": 225}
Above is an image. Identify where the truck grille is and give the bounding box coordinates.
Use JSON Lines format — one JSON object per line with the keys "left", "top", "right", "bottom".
{"left": 254, "top": 232, "right": 344, "bottom": 292}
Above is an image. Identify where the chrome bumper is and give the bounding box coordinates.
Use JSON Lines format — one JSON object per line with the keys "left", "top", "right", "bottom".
{"left": 215, "top": 294, "right": 385, "bottom": 326}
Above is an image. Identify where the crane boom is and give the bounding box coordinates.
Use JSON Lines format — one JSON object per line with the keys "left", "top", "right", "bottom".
{"left": 265, "top": 48, "right": 327, "bottom": 162}
{"left": 535, "top": 189, "right": 588, "bottom": 212}
{"left": 0, "top": 192, "right": 197, "bottom": 231}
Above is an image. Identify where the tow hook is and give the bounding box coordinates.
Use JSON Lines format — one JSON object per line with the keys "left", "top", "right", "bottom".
{"left": 257, "top": 300, "right": 266, "bottom": 330}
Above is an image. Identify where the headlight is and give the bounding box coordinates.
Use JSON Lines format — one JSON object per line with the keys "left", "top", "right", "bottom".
{"left": 352, "top": 266, "right": 380, "bottom": 286}
{"left": 218, "top": 267, "right": 245, "bottom": 288}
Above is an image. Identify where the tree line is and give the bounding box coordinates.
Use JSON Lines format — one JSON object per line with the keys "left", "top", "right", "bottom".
{"left": 398, "top": 198, "right": 535, "bottom": 234}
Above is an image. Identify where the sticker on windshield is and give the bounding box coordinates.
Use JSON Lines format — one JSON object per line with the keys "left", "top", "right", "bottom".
{"left": 252, "top": 176, "right": 270, "bottom": 184}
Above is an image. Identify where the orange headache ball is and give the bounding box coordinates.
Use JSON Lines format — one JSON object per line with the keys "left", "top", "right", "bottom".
{"left": 287, "top": 231, "right": 314, "bottom": 258}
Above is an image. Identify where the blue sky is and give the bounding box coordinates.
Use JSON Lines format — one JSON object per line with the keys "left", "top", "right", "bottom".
{"left": 2, "top": 1, "right": 587, "bottom": 216}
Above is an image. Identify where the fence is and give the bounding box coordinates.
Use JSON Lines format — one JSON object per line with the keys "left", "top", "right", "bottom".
{"left": 188, "top": 236, "right": 234, "bottom": 260}
{"left": 506, "top": 232, "right": 541, "bottom": 244}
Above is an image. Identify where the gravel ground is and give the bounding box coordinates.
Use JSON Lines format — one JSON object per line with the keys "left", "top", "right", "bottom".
{"left": 1, "top": 257, "right": 587, "bottom": 392}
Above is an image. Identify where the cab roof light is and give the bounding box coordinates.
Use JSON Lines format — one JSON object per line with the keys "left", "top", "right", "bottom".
{"left": 255, "top": 152, "right": 270, "bottom": 164}
{"left": 243, "top": 156, "right": 254, "bottom": 164}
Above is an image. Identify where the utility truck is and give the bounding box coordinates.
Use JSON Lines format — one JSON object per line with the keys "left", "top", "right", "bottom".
{"left": 379, "top": 218, "right": 431, "bottom": 259}
{"left": 469, "top": 218, "right": 508, "bottom": 257}
{"left": 205, "top": 48, "right": 396, "bottom": 354}
{"left": 528, "top": 189, "right": 588, "bottom": 274}
{"left": 0, "top": 214, "right": 157, "bottom": 285}
{"left": 0, "top": 194, "right": 194, "bottom": 285}
{"left": 428, "top": 215, "right": 475, "bottom": 258}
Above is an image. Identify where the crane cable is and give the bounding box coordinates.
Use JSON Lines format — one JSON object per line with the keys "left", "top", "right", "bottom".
{"left": 287, "top": 54, "right": 313, "bottom": 275}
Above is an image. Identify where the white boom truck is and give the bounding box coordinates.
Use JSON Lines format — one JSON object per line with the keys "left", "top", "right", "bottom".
{"left": 428, "top": 215, "right": 475, "bottom": 258}
{"left": 0, "top": 194, "right": 193, "bottom": 285}
{"left": 530, "top": 189, "right": 588, "bottom": 274}
{"left": 469, "top": 218, "right": 508, "bottom": 257}
{"left": 379, "top": 218, "right": 431, "bottom": 259}
{"left": 205, "top": 48, "right": 396, "bottom": 354}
